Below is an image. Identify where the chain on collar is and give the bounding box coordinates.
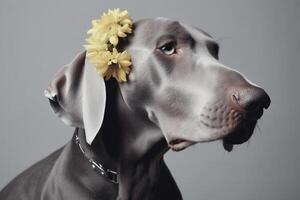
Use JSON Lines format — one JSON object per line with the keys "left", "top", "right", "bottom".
{"left": 75, "top": 134, "right": 118, "bottom": 184}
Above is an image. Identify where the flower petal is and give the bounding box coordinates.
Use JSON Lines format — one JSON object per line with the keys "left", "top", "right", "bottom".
{"left": 109, "top": 35, "right": 119, "bottom": 46}
{"left": 117, "top": 31, "right": 127, "bottom": 38}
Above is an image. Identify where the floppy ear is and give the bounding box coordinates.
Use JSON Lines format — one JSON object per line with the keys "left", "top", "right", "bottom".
{"left": 44, "top": 52, "right": 106, "bottom": 144}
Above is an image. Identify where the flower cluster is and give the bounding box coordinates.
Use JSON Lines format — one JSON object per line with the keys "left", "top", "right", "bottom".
{"left": 84, "top": 9, "right": 133, "bottom": 82}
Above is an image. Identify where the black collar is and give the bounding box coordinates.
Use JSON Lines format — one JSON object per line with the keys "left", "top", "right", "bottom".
{"left": 75, "top": 131, "right": 118, "bottom": 184}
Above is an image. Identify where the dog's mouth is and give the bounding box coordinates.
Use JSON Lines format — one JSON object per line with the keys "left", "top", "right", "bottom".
{"left": 168, "top": 139, "right": 196, "bottom": 152}
{"left": 166, "top": 102, "right": 268, "bottom": 152}
{"left": 168, "top": 118, "right": 258, "bottom": 152}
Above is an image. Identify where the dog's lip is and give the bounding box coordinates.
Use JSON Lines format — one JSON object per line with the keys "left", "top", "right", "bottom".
{"left": 246, "top": 107, "right": 265, "bottom": 120}
{"left": 222, "top": 119, "right": 257, "bottom": 151}
{"left": 224, "top": 120, "right": 256, "bottom": 143}
{"left": 168, "top": 139, "right": 195, "bottom": 152}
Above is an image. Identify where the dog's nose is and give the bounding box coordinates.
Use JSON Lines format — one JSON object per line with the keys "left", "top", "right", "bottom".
{"left": 231, "top": 86, "right": 271, "bottom": 113}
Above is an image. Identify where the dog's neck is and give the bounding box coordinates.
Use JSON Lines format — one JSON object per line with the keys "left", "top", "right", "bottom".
{"left": 85, "top": 80, "right": 169, "bottom": 199}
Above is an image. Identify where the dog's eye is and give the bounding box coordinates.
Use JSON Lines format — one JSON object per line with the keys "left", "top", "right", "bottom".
{"left": 159, "top": 42, "right": 176, "bottom": 55}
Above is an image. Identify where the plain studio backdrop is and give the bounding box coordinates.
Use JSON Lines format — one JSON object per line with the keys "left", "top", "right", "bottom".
{"left": 0, "top": 0, "right": 299, "bottom": 199}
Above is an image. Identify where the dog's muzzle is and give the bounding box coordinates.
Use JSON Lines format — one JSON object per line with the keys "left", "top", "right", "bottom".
{"left": 222, "top": 86, "right": 271, "bottom": 151}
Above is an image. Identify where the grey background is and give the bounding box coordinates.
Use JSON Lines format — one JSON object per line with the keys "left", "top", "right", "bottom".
{"left": 0, "top": 0, "right": 299, "bottom": 199}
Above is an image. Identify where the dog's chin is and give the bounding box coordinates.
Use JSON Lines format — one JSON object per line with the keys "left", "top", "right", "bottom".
{"left": 222, "top": 119, "right": 258, "bottom": 152}
{"left": 168, "top": 139, "right": 196, "bottom": 152}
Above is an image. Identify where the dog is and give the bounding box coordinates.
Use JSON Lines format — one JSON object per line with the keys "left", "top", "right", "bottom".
{"left": 0, "top": 18, "right": 270, "bottom": 200}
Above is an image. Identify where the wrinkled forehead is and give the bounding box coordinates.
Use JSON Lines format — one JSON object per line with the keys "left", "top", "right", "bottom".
{"left": 130, "top": 18, "right": 215, "bottom": 47}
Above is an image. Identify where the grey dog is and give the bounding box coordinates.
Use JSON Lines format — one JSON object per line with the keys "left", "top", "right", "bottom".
{"left": 0, "top": 18, "right": 270, "bottom": 200}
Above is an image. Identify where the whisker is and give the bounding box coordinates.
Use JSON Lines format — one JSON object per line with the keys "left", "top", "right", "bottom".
{"left": 246, "top": 141, "right": 250, "bottom": 148}
{"left": 243, "top": 122, "right": 254, "bottom": 148}
{"left": 256, "top": 121, "right": 262, "bottom": 136}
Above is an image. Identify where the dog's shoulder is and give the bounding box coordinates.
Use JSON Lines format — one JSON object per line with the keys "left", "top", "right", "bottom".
{"left": 0, "top": 146, "right": 64, "bottom": 200}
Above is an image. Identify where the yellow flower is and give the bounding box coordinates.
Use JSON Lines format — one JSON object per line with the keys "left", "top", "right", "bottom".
{"left": 86, "top": 8, "right": 132, "bottom": 46}
{"left": 84, "top": 8, "right": 133, "bottom": 82}
{"left": 87, "top": 48, "right": 132, "bottom": 82}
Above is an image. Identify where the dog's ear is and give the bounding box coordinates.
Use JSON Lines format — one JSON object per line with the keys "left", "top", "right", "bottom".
{"left": 44, "top": 52, "right": 106, "bottom": 144}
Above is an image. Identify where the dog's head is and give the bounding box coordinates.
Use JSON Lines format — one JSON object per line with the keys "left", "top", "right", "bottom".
{"left": 45, "top": 18, "right": 270, "bottom": 152}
